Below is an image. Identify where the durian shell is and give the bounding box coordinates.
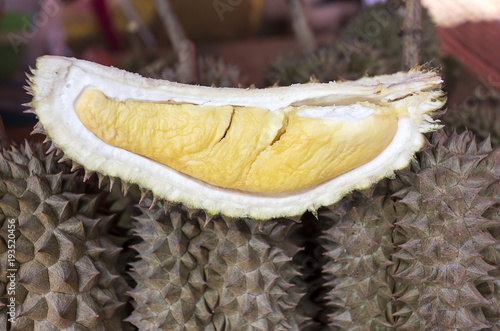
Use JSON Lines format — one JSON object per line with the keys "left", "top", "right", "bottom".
{"left": 391, "top": 131, "right": 499, "bottom": 330}
{"left": 0, "top": 142, "right": 130, "bottom": 330}
{"left": 30, "top": 56, "right": 444, "bottom": 220}
{"left": 127, "top": 200, "right": 306, "bottom": 330}
{"left": 318, "top": 130, "right": 499, "bottom": 330}
{"left": 323, "top": 180, "right": 397, "bottom": 330}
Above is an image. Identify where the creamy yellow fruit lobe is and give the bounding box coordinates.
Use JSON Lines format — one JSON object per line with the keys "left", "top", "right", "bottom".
{"left": 76, "top": 89, "right": 398, "bottom": 193}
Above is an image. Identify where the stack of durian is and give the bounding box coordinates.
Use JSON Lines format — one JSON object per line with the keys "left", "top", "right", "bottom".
{"left": 0, "top": 2, "right": 499, "bottom": 331}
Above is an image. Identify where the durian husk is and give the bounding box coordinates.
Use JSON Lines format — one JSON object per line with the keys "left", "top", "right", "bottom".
{"left": 323, "top": 180, "right": 397, "bottom": 330}
{"left": 0, "top": 142, "right": 130, "bottom": 330}
{"left": 127, "top": 200, "right": 307, "bottom": 330}
{"left": 320, "top": 130, "right": 500, "bottom": 330}
{"left": 471, "top": 145, "right": 500, "bottom": 327}
{"left": 391, "top": 131, "right": 499, "bottom": 329}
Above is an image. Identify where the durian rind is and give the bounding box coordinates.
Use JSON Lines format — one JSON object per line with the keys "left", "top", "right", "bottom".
{"left": 0, "top": 142, "right": 129, "bottom": 330}
{"left": 391, "top": 131, "right": 499, "bottom": 329}
{"left": 31, "top": 56, "right": 444, "bottom": 220}
{"left": 127, "top": 201, "right": 307, "bottom": 330}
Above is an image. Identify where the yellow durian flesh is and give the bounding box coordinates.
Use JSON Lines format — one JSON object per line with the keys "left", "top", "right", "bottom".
{"left": 76, "top": 89, "right": 397, "bottom": 193}
{"left": 31, "top": 56, "right": 445, "bottom": 219}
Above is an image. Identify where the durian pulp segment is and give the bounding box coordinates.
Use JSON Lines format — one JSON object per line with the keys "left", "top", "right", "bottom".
{"left": 76, "top": 89, "right": 398, "bottom": 193}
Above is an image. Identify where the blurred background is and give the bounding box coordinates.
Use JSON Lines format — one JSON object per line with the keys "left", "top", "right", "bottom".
{"left": 1, "top": 0, "right": 500, "bottom": 145}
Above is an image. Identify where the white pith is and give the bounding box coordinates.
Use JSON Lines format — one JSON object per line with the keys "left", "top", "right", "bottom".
{"left": 32, "top": 56, "right": 444, "bottom": 219}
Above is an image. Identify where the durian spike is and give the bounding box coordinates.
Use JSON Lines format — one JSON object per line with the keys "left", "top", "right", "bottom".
{"left": 163, "top": 200, "right": 178, "bottom": 213}
{"left": 70, "top": 161, "right": 82, "bottom": 171}
{"left": 83, "top": 169, "right": 94, "bottom": 181}
{"left": 186, "top": 207, "right": 201, "bottom": 220}
{"left": 31, "top": 122, "right": 45, "bottom": 135}
{"left": 58, "top": 154, "right": 71, "bottom": 163}
{"left": 139, "top": 188, "right": 151, "bottom": 205}
{"left": 203, "top": 212, "right": 216, "bottom": 227}
{"left": 23, "top": 141, "right": 33, "bottom": 159}
{"left": 46, "top": 143, "right": 57, "bottom": 154}
{"left": 109, "top": 177, "right": 117, "bottom": 192}
{"left": 121, "top": 180, "right": 131, "bottom": 196}
{"left": 22, "top": 84, "right": 33, "bottom": 95}
{"left": 96, "top": 173, "right": 107, "bottom": 188}
{"left": 149, "top": 195, "right": 159, "bottom": 210}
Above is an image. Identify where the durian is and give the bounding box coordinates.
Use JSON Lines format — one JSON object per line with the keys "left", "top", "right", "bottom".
{"left": 29, "top": 55, "right": 444, "bottom": 219}
{"left": 319, "top": 131, "right": 500, "bottom": 329}
{"left": 264, "top": 1, "right": 440, "bottom": 86}
{"left": 127, "top": 200, "right": 306, "bottom": 330}
{"left": 0, "top": 142, "right": 129, "bottom": 330}
{"left": 323, "top": 180, "right": 396, "bottom": 330}
{"left": 443, "top": 82, "right": 500, "bottom": 147}
{"left": 391, "top": 131, "right": 499, "bottom": 329}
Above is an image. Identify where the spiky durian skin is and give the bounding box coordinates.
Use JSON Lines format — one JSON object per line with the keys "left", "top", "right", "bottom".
{"left": 391, "top": 131, "right": 499, "bottom": 330}
{"left": 127, "top": 201, "right": 306, "bottom": 330}
{"left": 472, "top": 145, "right": 500, "bottom": 327}
{"left": 323, "top": 181, "right": 397, "bottom": 330}
{"left": 0, "top": 143, "right": 129, "bottom": 330}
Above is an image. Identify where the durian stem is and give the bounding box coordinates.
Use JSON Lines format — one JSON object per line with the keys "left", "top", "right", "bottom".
{"left": 154, "top": 0, "right": 198, "bottom": 84}
{"left": 402, "top": 0, "right": 422, "bottom": 70}
{"left": 286, "top": 0, "right": 316, "bottom": 53}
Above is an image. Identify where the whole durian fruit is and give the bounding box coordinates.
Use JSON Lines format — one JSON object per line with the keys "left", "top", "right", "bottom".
{"left": 265, "top": 2, "right": 440, "bottom": 86}
{"left": 323, "top": 180, "right": 397, "bottom": 330}
{"left": 391, "top": 130, "right": 499, "bottom": 329}
{"left": 127, "top": 200, "right": 306, "bottom": 330}
{"left": 443, "top": 82, "right": 500, "bottom": 147}
{"left": 321, "top": 130, "right": 499, "bottom": 330}
{"left": 0, "top": 143, "right": 130, "bottom": 330}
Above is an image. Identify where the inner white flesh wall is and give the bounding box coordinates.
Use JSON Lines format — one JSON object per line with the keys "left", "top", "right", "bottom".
{"left": 32, "top": 56, "right": 445, "bottom": 219}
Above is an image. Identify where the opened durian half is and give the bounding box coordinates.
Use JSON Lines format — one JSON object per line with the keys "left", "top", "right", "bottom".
{"left": 30, "top": 56, "right": 444, "bottom": 219}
